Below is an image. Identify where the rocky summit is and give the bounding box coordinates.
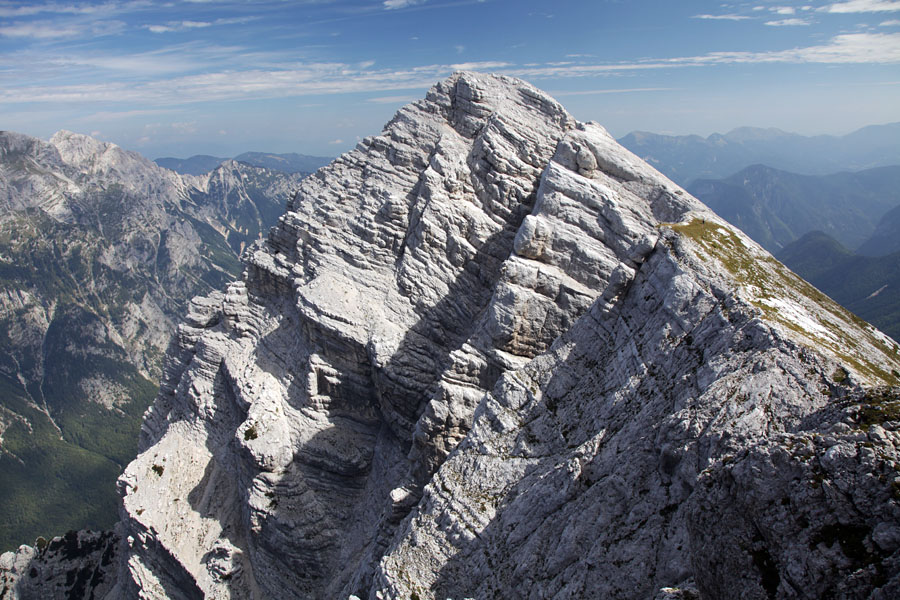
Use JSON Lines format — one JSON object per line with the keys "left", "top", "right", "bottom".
{"left": 4, "top": 72, "right": 900, "bottom": 599}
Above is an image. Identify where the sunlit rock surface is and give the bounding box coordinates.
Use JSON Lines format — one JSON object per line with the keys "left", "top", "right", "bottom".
{"left": 6, "top": 72, "right": 900, "bottom": 599}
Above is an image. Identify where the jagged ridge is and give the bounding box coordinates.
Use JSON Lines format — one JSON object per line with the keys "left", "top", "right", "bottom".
{"left": 5, "top": 72, "right": 900, "bottom": 600}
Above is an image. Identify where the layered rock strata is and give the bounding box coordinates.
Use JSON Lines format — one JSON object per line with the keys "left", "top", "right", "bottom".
{"left": 8, "top": 72, "right": 900, "bottom": 599}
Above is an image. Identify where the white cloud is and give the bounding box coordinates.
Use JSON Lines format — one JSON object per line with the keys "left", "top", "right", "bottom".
{"left": 505, "top": 33, "right": 900, "bottom": 78}
{"left": 0, "top": 18, "right": 126, "bottom": 38}
{"left": 0, "top": 1, "right": 125, "bottom": 17}
{"left": 881, "top": 18, "right": 900, "bottom": 23}
{"left": 0, "top": 22, "right": 83, "bottom": 38}
{"left": 145, "top": 20, "right": 222, "bottom": 33}
{"left": 766, "top": 18, "right": 811, "bottom": 25}
{"left": 2, "top": 34, "right": 898, "bottom": 108}
{"left": 450, "top": 61, "right": 510, "bottom": 70}
{"left": 383, "top": 0, "right": 425, "bottom": 9}
{"left": 688, "top": 32, "right": 900, "bottom": 63}
{"left": 329, "top": 139, "right": 344, "bottom": 144}
{"left": 693, "top": 14, "right": 752, "bottom": 20}
{"left": 821, "top": 1, "right": 900, "bottom": 13}
{"left": 772, "top": 6, "right": 796, "bottom": 14}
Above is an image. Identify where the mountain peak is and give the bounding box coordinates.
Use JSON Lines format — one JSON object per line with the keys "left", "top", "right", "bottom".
{"left": 722, "top": 125, "right": 795, "bottom": 142}
{"left": 49, "top": 130, "right": 178, "bottom": 181}
{"left": 7, "top": 73, "right": 900, "bottom": 599}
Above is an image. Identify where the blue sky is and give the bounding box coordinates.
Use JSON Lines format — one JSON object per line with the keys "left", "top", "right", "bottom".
{"left": 1, "top": 0, "right": 899, "bottom": 158}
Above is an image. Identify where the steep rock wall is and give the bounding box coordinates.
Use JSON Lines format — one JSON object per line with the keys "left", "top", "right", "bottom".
{"left": 37, "top": 72, "right": 900, "bottom": 599}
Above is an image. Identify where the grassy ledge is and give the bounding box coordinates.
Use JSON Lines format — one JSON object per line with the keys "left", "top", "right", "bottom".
{"left": 666, "top": 218, "right": 900, "bottom": 386}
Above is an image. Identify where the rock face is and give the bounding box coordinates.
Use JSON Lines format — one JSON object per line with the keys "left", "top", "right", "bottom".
{"left": 0, "top": 131, "right": 304, "bottom": 551}
{"left": 0, "top": 530, "right": 119, "bottom": 600}
{"left": 7, "top": 72, "right": 900, "bottom": 599}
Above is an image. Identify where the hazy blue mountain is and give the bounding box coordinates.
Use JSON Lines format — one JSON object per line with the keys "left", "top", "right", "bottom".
{"left": 0, "top": 130, "right": 302, "bottom": 551}
{"left": 233, "top": 151, "right": 332, "bottom": 173}
{"left": 688, "top": 164, "right": 900, "bottom": 253}
{"left": 154, "top": 154, "right": 226, "bottom": 175}
{"left": 156, "top": 151, "right": 332, "bottom": 175}
{"left": 778, "top": 231, "right": 900, "bottom": 342}
{"left": 618, "top": 122, "right": 900, "bottom": 185}
{"left": 857, "top": 204, "right": 900, "bottom": 257}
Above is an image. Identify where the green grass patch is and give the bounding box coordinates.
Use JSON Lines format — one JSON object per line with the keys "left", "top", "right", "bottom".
{"left": 669, "top": 219, "right": 900, "bottom": 386}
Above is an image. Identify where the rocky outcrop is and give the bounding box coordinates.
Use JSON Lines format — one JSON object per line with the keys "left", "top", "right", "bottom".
{"left": 6, "top": 72, "right": 900, "bottom": 599}
{"left": 108, "top": 72, "right": 900, "bottom": 599}
{"left": 0, "top": 530, "right": 119, "bottom": 600}
{"left": 0, "top": 131, "right": 304, "bottom": 552}
{"left": 690, "top": 389, "right": 900, "bottom": 599}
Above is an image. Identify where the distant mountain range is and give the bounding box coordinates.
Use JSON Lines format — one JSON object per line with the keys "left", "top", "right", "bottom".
{"left": 687, "top": 164, "right": 900, "bottom": 254}
{"left": 676, "top": 160, "right": 900, "bottom": 343}
{"left": 0, "top": 130, "right": 303, "bottom": 551}
{"left": 858, "top": 203, "right": 900, "bottom": 257}
{"left": 778, "top": 231, "right": 900, "bottom": 342}
{"left": 155, "top": 151, "right": 332, "bottom": 176}
{"left": 618, "top": 122, "right": 900, "bottom": 186}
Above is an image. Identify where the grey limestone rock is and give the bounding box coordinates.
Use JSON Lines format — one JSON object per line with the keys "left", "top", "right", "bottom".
{"left": 120, "top": 72, "right": 900, "bottom": 599}
{"left": 9, "top": 72, "right": 900, "bottom": 599}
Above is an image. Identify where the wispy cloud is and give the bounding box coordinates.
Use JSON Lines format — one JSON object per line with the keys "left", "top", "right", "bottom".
{"left": 688, "top": 32, "right": 900, "bottom": 63}
{"left": 0, "top": 1, "right": 129, "bottom": 18}
{"left": 692, "top": 14, "right": 752, "bottom": 21}
{"left": 0, "top": 21, "right": 83, "bottom": 38}
{"left": 0, "top": 18, "right": 126, "bottom": 38}
{"left": 881, "top": 18, "right": 900, "bottom": 24}
{"left": 2, "top": 34, "right": 898, "bottom": 107}
{"left": 450, "top": 61, "right": 510, "bottom": 70}
{"left": 144, "top": 15, "right": 259, "bottom": 33}
{"left": 765, "top": 18, "right": 811, "bottom": 26}
{"left": 772, "top": 6, "right": 797, "bottom": 14}
{"left": 663, "top": 32, "right": 900, "bottom": 65}
{"left": 820, "top": 1, "right": 900, "bottom": 13}
{"left": 505, "top": 33, "right": 900, "bottom": 78}
{"left": 383, "top": 0, "right": 426, "bottom": 9}
{"left": 145, "top": 20, "right": 210, "bottom": 33}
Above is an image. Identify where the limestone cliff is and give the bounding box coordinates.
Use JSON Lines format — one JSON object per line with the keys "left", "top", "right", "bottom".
{"left": 7, "top": 72, "right": 900, "bottom": 599}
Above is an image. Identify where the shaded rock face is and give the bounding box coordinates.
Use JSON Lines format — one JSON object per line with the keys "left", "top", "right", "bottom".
{"left": 689, "top": 390, "right": 900, "bottom": 600}
{"left": 0, "top": 529, "right": 119, "bottom": 600}
{"left": 11, "top": 73, "right": 900, "bottom": 599}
